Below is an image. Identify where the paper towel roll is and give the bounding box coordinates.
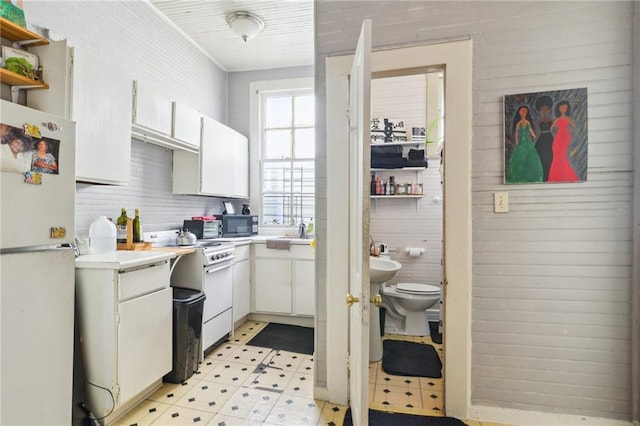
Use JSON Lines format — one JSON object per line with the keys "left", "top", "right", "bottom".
{"left": 404, "top": 247, "right": 425, "bottom": 257}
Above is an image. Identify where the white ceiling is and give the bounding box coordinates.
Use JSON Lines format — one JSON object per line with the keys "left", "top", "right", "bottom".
{"left": 149, "top": 0, "right": 314, "bottom": 72}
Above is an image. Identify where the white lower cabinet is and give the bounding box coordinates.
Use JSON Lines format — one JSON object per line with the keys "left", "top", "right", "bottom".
{"left": 293, "top": 259, "right": 315, "bottom": 316}
{"left": 252, "top": 244, "right": 315, "bottom": 316}
{"left": 233, "top": 244, "right": 251, "bottom": 324}
{"left": 75, "top": 261, "right": 172, "bottom": 422}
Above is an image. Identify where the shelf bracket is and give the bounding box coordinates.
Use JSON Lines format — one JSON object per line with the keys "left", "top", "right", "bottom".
{"left": 11, "top": 39, "right": 42, "bottom": 48}
{"left": 10, "top": 85, "right": 41, "bottom": 103}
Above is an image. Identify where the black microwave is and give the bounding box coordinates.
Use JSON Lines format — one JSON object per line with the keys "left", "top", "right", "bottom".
{"left": 222, "top": 215, "right": 258, "bottom": 237}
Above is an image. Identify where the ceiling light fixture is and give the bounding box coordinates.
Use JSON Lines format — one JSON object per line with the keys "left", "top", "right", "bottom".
{"left": 226, "top": 11, "right": 264, "bottom": 42}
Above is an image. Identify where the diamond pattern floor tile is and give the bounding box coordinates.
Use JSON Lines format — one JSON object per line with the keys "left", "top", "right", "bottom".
{"left": 216, "top": 387, "right": 280, "bottom": 422}
{"left": 112, "top": 400, "right": 170, "bottom": 425}
{"left": 264, "top": 395, "right": 325, "bottom": 425}
{"left": 113, "top": 322, "right": 502, "bottom": 426}
{"left": 173, "top": 381, "right": 239, "bottom": 413}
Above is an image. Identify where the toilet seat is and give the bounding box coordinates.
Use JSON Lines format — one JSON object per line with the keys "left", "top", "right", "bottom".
{"left": 395, "top": 282, "right": 440, "bottom": 295}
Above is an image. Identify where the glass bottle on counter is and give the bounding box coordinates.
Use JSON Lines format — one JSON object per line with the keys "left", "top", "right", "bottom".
{"left": 116, "top": 208, "right": 129, "bottom": 244}
{"left": 133, "top": 208, "right": 143, "bottom": 243}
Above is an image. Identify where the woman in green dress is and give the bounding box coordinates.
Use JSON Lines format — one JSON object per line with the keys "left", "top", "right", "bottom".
{"left": 507, "top": 105, "right": 543, "bottom": 183}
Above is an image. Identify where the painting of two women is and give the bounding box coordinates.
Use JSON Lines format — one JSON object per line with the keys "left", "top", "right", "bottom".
{"left": 504, "top": 88, "right": 588, "bottom": 184}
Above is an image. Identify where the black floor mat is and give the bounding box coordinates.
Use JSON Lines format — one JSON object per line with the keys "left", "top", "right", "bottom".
{"left": 382, "top": 340, "right": 442, "bottom": 378}
{"left": 429, "top": 321, "right": 442, "bottom": 344}
{"left": 343, "top": 407, "right": 467, "bottom": 425}
{"left": 246, "top": 323, "right": 314, "bottom": 355}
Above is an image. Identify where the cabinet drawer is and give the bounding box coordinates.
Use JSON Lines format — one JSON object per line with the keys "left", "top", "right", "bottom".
{"left": 203, "top": 308, "right": 233, "bottom": 354}
{"left": 254, "top": 244, "right": 313, "bottom": 260}
{"left": 119, "top": 262, "right": 169, "bottom": 301}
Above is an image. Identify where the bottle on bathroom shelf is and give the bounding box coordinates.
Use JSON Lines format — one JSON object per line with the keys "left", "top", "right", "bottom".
{"left": 370, "top": 174, "right": 376, "bottom": 195}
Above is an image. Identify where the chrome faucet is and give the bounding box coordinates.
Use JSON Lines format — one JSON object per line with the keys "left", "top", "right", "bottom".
{"left": 298, "top": 221, "right": 307, "bottom": 239}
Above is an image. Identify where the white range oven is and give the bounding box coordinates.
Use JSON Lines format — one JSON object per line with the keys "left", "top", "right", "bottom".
{"left": 147, "top": 231, "right": 236, "bottom": 357}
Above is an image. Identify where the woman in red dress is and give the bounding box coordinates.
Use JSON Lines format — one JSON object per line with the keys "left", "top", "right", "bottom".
{"left": 548, "top": 100, "right": 579, "bottom": 182}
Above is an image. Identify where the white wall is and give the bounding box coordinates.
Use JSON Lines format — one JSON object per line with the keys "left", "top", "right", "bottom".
{"left": 20, "top": 1, "right": 230, "bottom": 234}
{"left": 315, "top": 1, "right": 636, "bottom": 421}
{"left": 228, "top": 66, "right": 314, "bottom": 136}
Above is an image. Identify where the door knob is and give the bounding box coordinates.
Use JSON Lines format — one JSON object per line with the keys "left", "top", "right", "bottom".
{"left": 370, "top": 294, "right": 382, "bottom": 307}
{"left": 346, "top": 293, "right": 360, "bottom": 307}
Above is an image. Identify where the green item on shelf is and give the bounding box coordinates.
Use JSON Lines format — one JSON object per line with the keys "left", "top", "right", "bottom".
{"left": 4, "top": 56, "right": 33, "bottom": 76}
{"left": 0, "top": 2, "right": 26, "bottom": 27}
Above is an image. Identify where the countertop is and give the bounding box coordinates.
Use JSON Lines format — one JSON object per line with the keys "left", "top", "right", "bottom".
{"left": 243, "top": 236, "right": 313, "bottom": 245}
{"left": 75, "top": 250, "right": 176, "bottom": 269}
{"left": 149, "top": 247, "right": 197, "bottom": 256}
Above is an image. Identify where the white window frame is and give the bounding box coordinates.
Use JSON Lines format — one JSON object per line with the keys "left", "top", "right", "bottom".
{"left": 249, "top": 77, "right": 314, "bottom": 233}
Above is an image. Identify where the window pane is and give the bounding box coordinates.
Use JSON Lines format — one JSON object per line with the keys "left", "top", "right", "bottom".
{"left": 266, "top": 97, "right": 292, "bottom": 128}
{"left": 294, "top": 95, "right": 314, "bottom": 127}
{"left": 263, "top": 162, "right": 291, "bottom": 193}
{"left": 265, "top": 130, "right": 292, "bottom": 159}
{"left": 294, "top": 128, "right": 315, "bottom": 158}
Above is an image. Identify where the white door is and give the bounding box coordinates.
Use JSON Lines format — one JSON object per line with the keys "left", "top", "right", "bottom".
{"left": 347, "top": 19, "right": 372, "bottom": 426}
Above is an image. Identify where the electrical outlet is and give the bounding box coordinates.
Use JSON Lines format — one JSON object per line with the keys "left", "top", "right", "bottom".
{"left": 494, "top": 192, "right": 509, "bottom": 213}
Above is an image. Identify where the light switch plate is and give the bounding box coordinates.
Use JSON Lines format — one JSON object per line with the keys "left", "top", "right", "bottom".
{"left": 494, "top": 192, "right": 509, "bottom": 213}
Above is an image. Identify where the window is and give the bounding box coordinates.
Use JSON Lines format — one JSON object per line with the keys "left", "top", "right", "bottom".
{"left": 254, "top": 82, "right": 315, "bottom": 227}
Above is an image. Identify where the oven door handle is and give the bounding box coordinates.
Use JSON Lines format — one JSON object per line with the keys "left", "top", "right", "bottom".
{"left": 205, "top": 262, "right": 233, "bottom": 274}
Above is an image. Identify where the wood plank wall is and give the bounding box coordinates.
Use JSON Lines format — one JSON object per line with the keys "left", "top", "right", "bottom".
{"left": 315, "top": 1, "right": 635, "bottom": 420}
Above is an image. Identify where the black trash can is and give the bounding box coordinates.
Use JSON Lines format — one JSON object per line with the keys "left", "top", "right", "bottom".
{"left": 163, "top": 287, "right": 206, "bottom": 384}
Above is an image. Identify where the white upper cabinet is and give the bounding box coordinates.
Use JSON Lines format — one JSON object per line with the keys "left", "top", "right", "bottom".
{"left": 172, "top": 102, "right": 201, "bottom": 151}
{"left": 28, "top": 40, "right": 132, "bottom": 185}
{"left": 132, "top": 81, "right": 172, "bottom": 136}
{"left": 201, "top": 116, "right": 248, "bottom": 198}
{"left": 173, "top": 116, "right": 248, "bottom": 199}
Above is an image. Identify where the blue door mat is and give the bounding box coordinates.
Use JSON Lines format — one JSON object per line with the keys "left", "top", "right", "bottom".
{"left": 246, "top": 323, "right": 314, "bottom": 355}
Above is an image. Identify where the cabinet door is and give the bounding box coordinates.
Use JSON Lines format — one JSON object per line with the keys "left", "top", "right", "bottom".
{"left": 28, "top": 42, "right": 132, "bottom": 185}
{"left": 118, "top": 287, "right": 172, "bottom": 405}
{"left": 133, "top": 81, "right": 172, "bottom": 135}
{"left": 201, "top": 116, "right": 248, "bottom": 197}
{"left": 233, "top": 258, "right": 251, "bottom": 322}
{"left": 172, "top": 102, "right": 201, "bottom": 150}
{"left": 254, "top": 258, "right": 292, "bottom": 314}
{"left": 294, "top": 259, "right": 315, "bottom": 316}
{"left": 72, "top": 47, "right": 132, "bottom": 185}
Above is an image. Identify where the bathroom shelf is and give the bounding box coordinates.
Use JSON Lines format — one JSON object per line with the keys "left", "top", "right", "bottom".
{"left": 370, "top": 195, "right": 423, "bottom": 199}
{"left": 371, "top": 167, "right": 426, "bottom": 172}
{"left": 371, "top": 141, "right": 424, "bottom": 147}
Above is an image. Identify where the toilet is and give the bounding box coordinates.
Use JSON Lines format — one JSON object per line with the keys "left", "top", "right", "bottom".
{"left": 381, "top": 282, "right": 441, "bottom": 336}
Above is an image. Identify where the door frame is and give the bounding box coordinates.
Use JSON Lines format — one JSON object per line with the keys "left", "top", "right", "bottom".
{"left": 325, "top": 39, "right": 473, "bottom": 418}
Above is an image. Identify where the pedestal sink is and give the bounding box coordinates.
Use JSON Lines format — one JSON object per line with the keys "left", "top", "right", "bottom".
{"left": 369, "top": 256, "right": 401, "bottom": 362}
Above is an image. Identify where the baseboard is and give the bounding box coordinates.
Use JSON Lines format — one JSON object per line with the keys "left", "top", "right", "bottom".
{"left": 248, "top": 313, "right": 314, "bottom": 328}
{"left": 469, "top": 405, "right": 633, "bottom": 426}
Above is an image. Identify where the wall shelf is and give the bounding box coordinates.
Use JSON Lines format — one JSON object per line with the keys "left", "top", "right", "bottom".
{"left": 371, "top": 141, "right": 424, "bottom": 147}
{"left": 0, "top": 68, "right": 48, "bottom": 88}
{"left": 1, "top": 18, "right": 50, "bottom": 102}
{"left": 371, "top": 167, "right": 426, "bottom": 172}
{"left": 0, "top": 18, "right": 49, "bottom": 47}
{"left": 370, "top": 195, "right": 423, "bottom": 199}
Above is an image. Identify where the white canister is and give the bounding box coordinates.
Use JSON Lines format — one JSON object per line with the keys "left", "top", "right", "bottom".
{"left": 89, "top": 216, "right": 117, "bottom": 253}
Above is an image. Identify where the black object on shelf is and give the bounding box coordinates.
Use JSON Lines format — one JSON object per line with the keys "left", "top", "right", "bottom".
{"left": 163, "top": 287, "right": 206, "bottom": 384}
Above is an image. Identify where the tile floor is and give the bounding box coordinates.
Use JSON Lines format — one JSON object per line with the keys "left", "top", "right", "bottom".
{"left": 114, "top": 321, "right": 504, "bottom": 426}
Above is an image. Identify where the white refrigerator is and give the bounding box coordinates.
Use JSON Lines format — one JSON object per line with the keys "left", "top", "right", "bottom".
{"left": 0, "top": 100, "right": 76, "bottom": 424}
